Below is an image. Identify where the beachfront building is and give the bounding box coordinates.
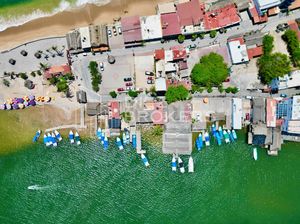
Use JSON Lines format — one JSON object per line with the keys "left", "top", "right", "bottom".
{"left": 66, "top": 29, "right": 83, "bottom": 54}
{"left": 156, "top": 2, "right": 176, "bottom": 14}
{"left": 121, "top": 16, "right": 143, "bottom": 46}
{"left": 133, "top": 100, "right": 166, "bottom": 125}
{"left": 108, "top": 101, "right": 121, "bottom": 130}
{"left": 253, "top": 0, "right": 295, "bottom": 15}
{"left": 89, "top": 25, "right": 109, "bottom": 52}
{"left": 140, "top": 15, "right": 163, "bottom": 41}
{"left": 79, "top": 27, "right": 91, "bottom": 51}
{"left": 232, "top": 98, "right": 243, "bottom": 129}
{"left": 44, "top": 64, "right": 71, "bottom": 80}
{"left": 271, "top": 70, "right": 300, "bottom": 92}
{"left": 160, "top": 13, "right": 181, "bottom": 38}
{"left": 227, "top": 37, "right": 249, "bottom": 64}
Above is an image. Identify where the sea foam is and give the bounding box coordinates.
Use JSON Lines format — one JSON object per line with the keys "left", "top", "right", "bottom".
{"left": 0, "top": 0, "right": 111, "bottom": 32}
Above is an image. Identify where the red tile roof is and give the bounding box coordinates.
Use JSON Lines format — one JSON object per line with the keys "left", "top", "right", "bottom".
{"left": 249, "top": 5, "right": 268, "bottom": 24}
{"left": 228, "top": 36, "right": 245, "bottom": 44}
{"left": 108, "top": 101, "right": 120, "bottom": 119}
{"left": 161, "top": 13, "right": 181, "bottom": 37}
{"left": 172, "top": 48, "right": 187, "bottom": 60}
{"left": 288, "top": 21, "right": 300, "bottom": 40}
{"left": 179, "top": 61, "right": 188, "bottom": 70}
{"left": 154, "top": 49, "right": 165, "bottom": 60}
{"left": 176, "top": 0, "right": 205, "bottom": 27}
{"left": 247, "top": 46, "right": 263, "bottom": 59}
{"left": 44, "top": 64, "right": 71, "bottom": 79}
{"left": 204, "top": 4, "right": 240, "bottom": 30}
{"left": 152, "top": 102, "right": 165, "bottom": 124}
{"left": 121, "top": 16, "right": 142, "bottom": 43}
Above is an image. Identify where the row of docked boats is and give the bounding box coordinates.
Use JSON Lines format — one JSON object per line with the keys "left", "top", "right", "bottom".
{"left": 172, "top": 155, "right": 194, "bottom": 173}
{"left": 195, "top": 125, "right": 238, "bottom": 150}
{"left": 68, "top": 130, "right": 81, "bottom": 145}
{"left": 43, "top": 130, "right": 62, "bottom": 147}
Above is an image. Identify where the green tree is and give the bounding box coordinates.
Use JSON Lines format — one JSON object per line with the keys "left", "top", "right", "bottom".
{"left": 199, "top": 33, "right": 205, "bottom": 39}
{"left": 37, "top": 70, "right": 42, "bottom": 76}
{"left": 151, "top": 125, "right": 163, "bottom": 136}
{"left": 191, "top": 34, "right": 197, "bottom": 41}
{"left": 258, "top": 53, "right": 291, "bottom": 84}
{"left": 20, "top": 73, "right": 28, "bottom": 80}
{"left": 30, "top": 71, "right": 36, "bottom": 77}
{"left": 49, "top": 76, "right": 58, "bottom": 85}
{"left": 225, "top": 87, "right": 232, "bottom": 93}
{"left": 56, "top": 78, "right": 69, "bottom": 92}
{"left": 282, "top": 29, "right": 300, "bottom": 66}
{"left": 128, "top": 90, "right": 138, "bottom": 98}
{"left": 191, "top": 52, "right": 228, "bottom": 87}
{"left": 262, "top": 35, "right": 274, "bottom": 55}
{"left": 218, "top": 85, "right": 224, "bottom": 93}
{"left": 178, "top": 34, "right": 185, "bottom": 43}
{"left": 3, "top": 79, "right": 10, "bottom": 87}
{"left": 207, "top": 86, "right": 213, "bottom": 93}
{"left": 121, "top": 112, "right": 131, "bottom": 123}
{"left": 39, "top": 62, "right": 49, "bottom": 71}
{"left": 230, "top": 87, "right": 239, "bottom": 94}
{"left": 165, "top": 85, "right": 189, "bottom": 104}
{"left": 109, "top": 91, "right": 117, "bottom": 98}
{"left": 149, "top": 86, "right": 157, "bottom": 97}
{"left": 88, "top": 61, "right": 102, "bottom": 92}
{"left": 209, "top": 30, "right": 217, "bottom": 38}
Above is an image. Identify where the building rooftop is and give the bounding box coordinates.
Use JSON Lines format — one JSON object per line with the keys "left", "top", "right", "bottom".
{"left": 108, "top": 101, "right": 120, "bottom": 119}
{"left": 172, "top": 48, "right": 187, "bottom": 60}
{"left": 249, "top": 1, "right": 268, "bottom": 23}
{"left": 292, "top": 96, "right": 300, "bottom": 120}
{"left": 288, "top": 20, "right": 300, "bottom": 40}
{"left": 228, "top": 40, "right": 249, "bottom": 64}
{"left": 66, "top": 29, "right": 82, "bottom": 52}
{"left": 232, "top": 98, "right": 243, "bottom": 129}
{"left": 254, "top": 0, "right": 282, "bottom": 11}
{"left": 140, "top": 15, "right": 163, "bottom": 40}
{"left": 79, "top": 27, "right": 91, "bottom": 49}
{"left": 44, "top": 64, "right": 71, "bottom": 79}
{"left": 204, "top": 4, "right": 240, "bottom": 30}
{"left": 155, "top": 77, "right": 167, "bottom": 92}
{"left": 176, "top": 0, "right": 205, "bottom": 26}
{"left": 154, "top": 49, "right": 165, "bottom": 60}
{"left": 157, "top": 2, "right": 176, "bottom": 14}
{"left": 161, "top": 13, "right": 181, "bottom": 37}
{"left": 121, "top": 16, "right": 142, "bottom": 43}
{"left": 253, "top": 98, "right": 266, "bottom": 123}
{"left": 266, "top": 98, "right": 277, "bottom": 127}
{"left": 89, "top": 24, "right": 108, "bottom": 48}
{"left": 277, "top": 70, "right": 300, "bottom": 90}
{"left": 247, "top": 46, "right": 263, "bottom": 59}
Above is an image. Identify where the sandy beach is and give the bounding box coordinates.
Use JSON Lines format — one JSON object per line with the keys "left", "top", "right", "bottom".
{"left": 0, "top": 0, "right": 170, "bottom": 52}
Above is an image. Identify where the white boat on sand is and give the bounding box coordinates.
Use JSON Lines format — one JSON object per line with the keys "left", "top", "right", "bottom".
{"left": 188, "top": 156, "right": 194, "bottom": 173}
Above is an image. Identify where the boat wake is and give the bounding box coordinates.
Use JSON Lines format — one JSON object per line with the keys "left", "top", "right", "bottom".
{"left": 0, "top": 0, "right": 111, "bottom": 32}
{"left": 27, "top": 185, "right": 51, "bottom": 191}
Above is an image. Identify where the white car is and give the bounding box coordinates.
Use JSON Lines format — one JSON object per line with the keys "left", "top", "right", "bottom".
{"left": 126, "top": 86, "right": 134, "bottom": 91}
{"left": 99, "top": 62, "right": 104, "bottom": 71}
{"left": 108, "top": 29, "right": 112, "bottom": 38}
{"left": 118, "top": 27, "right": 122, "bottom": 35}
{"left": 82, "top": 53, "right": 87, "bottom": 56}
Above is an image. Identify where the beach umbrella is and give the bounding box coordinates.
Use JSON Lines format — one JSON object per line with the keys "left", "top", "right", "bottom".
{"left": 29, "top": 95, "right": 35, "bottom": 101}
{"left": 0, "top": 104, "right": 5, "bottom": 110}
{"left": 12, "top": 103, "right": 19, "bottom": 110}
{"left": 20, "top": 50, "right": 28, "bottom": 56}
{"left": 6, "top": 104, "right": 12, "bottom": 110}
{"left": 9, "top": 59, "right": 16, "bottom": 65}
{"left": 24, "top": 101, "right": 29, "bottom": 107}
{"left": 16, "top": 98, "right": 24, "bottom": 103}
{"left": 45, "top": 96, "right": 50, "bottom": 102}
{"left": 18, "top": 103, "right": 24, "bottom": 109}
{"left": 29, "top": 100, "right": 36, "bottom": 106}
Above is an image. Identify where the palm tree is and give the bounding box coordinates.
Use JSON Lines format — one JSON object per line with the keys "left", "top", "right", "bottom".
{"left": 39, "top": 62, "right": 49, "bottom": 71}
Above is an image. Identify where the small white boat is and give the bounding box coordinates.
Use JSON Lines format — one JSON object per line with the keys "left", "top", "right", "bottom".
{"left": 101, "top": 132, "right": 105, "bottom": 145}
{"left": 96, "top": 127, "right": 102, "bottom": 139}
{"left": 69, "top": 130, "right": 74, "bottom": 144}
{"left": 116, "top": 137, "right": 124, "bottom": 150}
{"left": 122, "top": 132, "right": 127, "bottom": 145}
{"left": 253, "top": 148, "right": 258, "bottom": 161}
{"left": 171, "top": 155, "right": 177, "bottom": 172}
{"left": 232, "top": 129, "right": 237, "bottom": 140}
{"left": 75, "top": 132, "right": 81, "bottom": 145}
{"left": 178, "top": 157, "right": 185, "bottom": 173}
{"left": 51, "top": 133, "right": 57, "bottom": 147}
{"left": 54, "top": 130, "right": 62, "bottom": 141}
{"left": 141, "top": 153, "right": 150, "bottom": 167}
{"left": 47, "top": 133, "right": 53, "bottom": 146}
{"left": 204, "top": 132, "right": 210, "bottom": 146}
{"left": 27, "top": 185, "right": 40, "bottom": 190}
{"left": 188, "top": 156, "right": 194, "bottom": 173}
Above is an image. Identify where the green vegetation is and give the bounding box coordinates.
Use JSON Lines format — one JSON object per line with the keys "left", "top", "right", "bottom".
{"left": 64, "top": 73, "right": 75, "bottom": 81}
{"left": 121, "top": 112, "right": 131, "bottom": 123}
{"left": 109, "top": 91, "right": 117, "bottom": 98}
{"left": 165, "top": 85, "right": 189, "bottom": 104}
{"left": 191, "top": 85, "right": 204, "bottom": 94}
{"left": 128, "top": 90, "right": 138, "bottom": 98}
{"left": 282, "top": 29, "right": 300, "bottom": 66}
{"left": 199, "top": 33, "right": 205, "bottom": 39}
{"left": 149, "top": 86, "right": 157, "bottom": 97}
{"left": 225, "top": 86, "right": 239, "bottom": 94}
{"left": 218, "top": 85, "right": 224, "bottom": 93}
{"left": 30, "top": 71, "right": 36, "bottom": 77}
{"left": 56, "top": 78, "right": 69, "bottom": 93}
{"left": 206, "top": 86, "right": 213, "bottom": 93}
{"left": 178, "top": 34, "right": 185, "bottom": 43}
{"left": 191, "top": 34, "right": 197, "bottom": 41}
{"left": 88, "top": 61, "right": 102, "bottom": 92}
{"left": 37, "top": 70, "right": 42, "bottom": 76}
{"left": 262, "top": 35, "right": 274, "bottom": 55}
{"left": 19, "top": 73, "right": 28, "bottom": 80}
{"left": 191, "top": 52, "right": 228, "bottom": 88}
{"left": 3, "top": 79, "right": 10, "bottom": 87}
{"left": 39, "top": 62, "right": 49, "bottom": 71}
{"left": 209, "top": 30, "right": 217, "bottom": 38}
{"left": 49, "top": 76, "right": 58, "bottom": 85}
{"left": 151, "top": 125, "right": 163, "bottom": 136}
{"left": 258, "top": 35, "right": 291, "bottom": 84}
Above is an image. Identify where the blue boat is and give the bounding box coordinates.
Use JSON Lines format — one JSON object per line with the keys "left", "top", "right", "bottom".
{"left": 75, "top": 132, "right": 81, "bottom": 145}
{"left": 122, "top": 132, "right": 127, "bottom": 145}
{"left": 51, "top": 132, "right": 58, "bottom": 147}
{"left": 33, "top": 130, "right": 41, "bottom": 142}
{"left": 54, "top": 130, "right": 62, "bottom": 142}
{"left": 103, "top": 136, "right": 109, "bottom": 150}
{"left": 211, "top": 124, "right": 217, "bottom": 137}
{"left": 228, "top": 130, "right": 235, "bottom": 142}
{"left": 101, "top": 132, "right": 105, "bottom": 145}
{"left": 126, "top": 132, "right": 130, "bottom": 143}
{"left": 47, "top": 133, "right": 53, "bottom": 146}
{"left": 69, "top": 130, "right": 74, "bottom": 144}
{"left": 141, "top": 154, "right": 150, "bottom": 167}
{"left": 215, "top": 131, "right": 222, "bottom": 146}
{"left": 116, "top": 137, "right": 124, "bottom": 150}
{"left": 197, "top": 133, "right": 203, "bottom": 149}
{"left": 218, "top": 126, "right": 223, "bottom": 139}
{"left": 171, "top": 155, "right": 176, "bottom": 172}
{"left": 204, "top": 132, "right": 210, "bottom": 146}
{"left": 132, "top": 134, "right": 137, "bottom": 148}
{"left": 232, "top": 129, "right": 237, "bottom": 140}
{"left": 96, "top": 128, "right": 102, "bottom": 140}
{"left": 43, "top": 134, "right": 49, "bottom": 146}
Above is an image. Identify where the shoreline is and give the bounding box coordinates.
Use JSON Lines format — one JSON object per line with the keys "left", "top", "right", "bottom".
{"left": 0, "top": 0, "right": 170, "bottom": 52}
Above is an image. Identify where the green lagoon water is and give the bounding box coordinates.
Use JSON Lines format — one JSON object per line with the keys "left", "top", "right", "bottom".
{"left": 0, "top": 133, "right": 300, "bottom": 224}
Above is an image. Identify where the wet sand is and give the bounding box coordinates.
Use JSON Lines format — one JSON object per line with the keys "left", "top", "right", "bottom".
{"left": 0, "top": 0, "right": 170, "bottom": 51}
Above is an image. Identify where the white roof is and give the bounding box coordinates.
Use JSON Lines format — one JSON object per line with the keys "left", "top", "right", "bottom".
{"left": 232, "top": 98, "right": 243, "bottom": 129}
{"left": 228, "top": 40, "right": 249, "bottom": 64}
{"left": 155, "top": 77, "right": 167, "bottom": 91}
{"left": 286, "top": 120, "right": 300, "bottom": 134}
{"left": 292, "top": 95, "right": 300, "bottom": 120}
{"left": 164, "top": 50, "right": 173, "bottom": 62}
{"left": 79, "top": 27, "right": 91, "bottom": 49}
{"left": 165, "top": 62, "right": 177, "bottom": 72}
{"left": 157, "top": 2, "right": 176, "bottom": 14}
{"left": 155, "top": 60, "right": 165, "bottom": 78}
{"left": 278, "top": 70, "right": 300, "bottom": 89}
{"left": 254, "top": 0, "right": 282, "bottom": 10}
{"left": 140, "top": 15, "right": 163, "bottom": 40}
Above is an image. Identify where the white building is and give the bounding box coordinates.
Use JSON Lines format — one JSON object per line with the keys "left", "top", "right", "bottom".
{"left": 79, "top": 26, "right": 91, "bottom": 50}
{"left": 232, "top": 98, "right": 243, "bottom": 129}
{"left": 253, "top": 0, "right": 283, "bottom": 14}
{"left": 278, "top": 70, "right": 300, "bottom": 90}
{"left": 282, "top": 95, "right": 300, "bottom": 134}
{"left": 140, "top": 15, "right": 163, "bottom": 41}
{"left": 155, "top": 77, "right": 167, "bottom": 93}
{"left": 228, "top": 40, "right": 249, "bottom": 64}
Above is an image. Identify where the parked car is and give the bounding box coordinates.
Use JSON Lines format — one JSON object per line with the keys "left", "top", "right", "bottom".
{"left": 124, "top": 77, "right": 132, "bottom": 82}
{"left": 125, "top": 82, "right": 133, "bottom": 86}
{"left": 126, "top": 86, "right": 134, "bottom": 91}
{"left": 245, "top": 96, "right": 252, "bottom": 100}
{"left": 117, "top": 88, "right": 124, "bottom": 92}
{"left": 99, "top": 62, "right": 104, "bottom": 71}
{"left": 108, "top": 29, "right": 112, "bottom": 38}
{"left": 188, "top": 44, "right": 197, "bottom": 50}
{"left": 276, "top": 23, "right": 289, "bottom": 32}
{"left": 118, "top": 27, "right": 122, "bottom": 35}
{"left": 280, "top": 93, "right": 287, "bottom": 98}
{"left": 147, "top": 80, "right": 154, "bottom": 84}
{"left": 145, "top": 71, "right": 154, "bottom": 76}
{"left": 246, "top": 113, "right": 250, "bottom": 121}
{"left": 112, "top": 26, "right": 117, "bottom": 36}
{"left": 82, "top": 53, "right": 87, "bottom": 56}
{"left": 147, "top": 76, "right": 154, "bottom": 80}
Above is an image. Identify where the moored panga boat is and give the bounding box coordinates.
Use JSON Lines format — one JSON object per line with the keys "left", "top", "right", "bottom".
{"left": 54, "top": 130, "right": 62, "bottom": 141}
{"left": 122, "top": 132, "right": 127, "bottom": 145}
{"left": 218, "top": 126, "right": 223, "bottom": 139}
{"left": 96, "top": 127, "right": 102, "bottom": 139}
{"left": 223, "top": 130, "right": 230, "bottom": 143}
{"left": 132, "top": 134, "right": 137, "bottom": 148}
{"left": 253, "top": 148, "right": 258, "bottom": 161}
{"left": 116, "top": 137, "right": 124, "bottom": 150}
{"left": 171, "top": 155, "right": 177, "bottom": 172}
{"left": 43, "top": 134, "right": 49, "bottom": 146}
{"left": 188, "top": 156, "right": 194, "bottom": 173}
{"left": 178, "top": 157, "right": 185, "bottom": 173}
{"left": 51, "top": 132, "right": 57, "bottom": 147}
{"left": 141, "top": 153, "right": 150, "bottom": 167}
{"left": 33, "top": 130, "right": 41, "bottom": 142}
{"left": 232, "top": 129, "right": 237, "bottom": 140}
{"left": 204, "top": 132, "right": 210, "bottom": 146}
{"left": 75, "top": 132, "right": 81, "bottom": 145}
{"left": 215, "top": 131, "right": 222, "bottom": 146}
{"left": 69, "top": 130, "right": 74, "bottom": 144}
{"left": 228, "top": 130, "right": 235, "bottom": 142}
{"left": 47, "top": 133, "right": 53, "bottom": 146}
{"left": 101, "top": 132, "right": 105, "bottom": 145}
{"left": 103, "top": 136, "right": 109, "bottom": 150}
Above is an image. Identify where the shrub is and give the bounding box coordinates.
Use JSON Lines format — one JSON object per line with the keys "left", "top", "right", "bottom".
{"left": 230, "top": 87, "right": 239, "bottom": 94}
{"left": 165, "top": 85, "right": 189, "bottom": 104}
{"left": 49, "top": 77, "right": 58, "bottom": 85}
{"left": 3, "top": 79, "right": 10, "bottom": 87}
{"left": 128, "top": 90, "right": 138, "bottom": 98}
{"left": 37, "top": 70, "right": 42, "bottom": 76}
{"left": 282, "top": 29, "right": 300, "bottom": 66}
{"left": 207, "top": 86, "right": 213, "bottom": 93}
{"left": 149, "top": 86, "right": 157, "bottom": 97}
{"left": 209, "top": 30, "right": 217, "bottom": 38}
{"left": 151, "top": 125, "right": 163, "bottom": 136}
{"left": 178, "top": 34, "right": 185, "bottom": 43}
{"left": 262, "top": 35, "right": 274, "bottom": 55}
{"left": 199, "top": 33, "right": 205, "bottom": 39}
{"left": 56, "top": 78, "right": 69, "bottom": 93}
{"left": 121, "top": 112, "right": 131, "bottom": 123}
{"left": 88, "top": 61, "right": 102, "bottom": 92}
{"left": 109, "top": 91, "right": 117, "bottom": 98}
{"left": 218, "top": 85, "right": 224, "bottom": 93}
{"left": 30, "top": 71, "right": 36, "bottom": 77}
{"left": 191, "top": 34, "right": 197, "bottom": 41}
{"left": 20, "top": 73, "right": 28, "bottom": 80}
